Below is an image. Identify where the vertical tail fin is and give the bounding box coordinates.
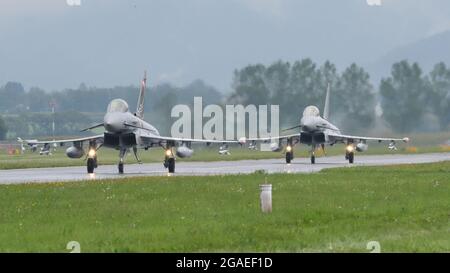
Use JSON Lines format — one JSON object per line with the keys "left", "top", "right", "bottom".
{"left": 136, "top": 71, "right": 147, "bottom": 119}
{"left": 323, "top": 82, "right": 330, "bottom": 120}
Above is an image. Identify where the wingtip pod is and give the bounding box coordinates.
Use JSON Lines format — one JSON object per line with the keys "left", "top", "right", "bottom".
{"left": 403, "top": 137, "right": 410, "bottom": 143}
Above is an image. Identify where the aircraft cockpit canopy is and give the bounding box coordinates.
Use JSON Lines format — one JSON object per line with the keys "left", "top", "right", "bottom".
{"left": 107, "top": 99, "right": 129, "bottom": 113}
{"left": 303, "top": 105, "right": 320, "bottom": 117}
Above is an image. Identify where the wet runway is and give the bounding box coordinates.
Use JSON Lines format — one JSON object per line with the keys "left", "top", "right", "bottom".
{"left": 0, "top": 153, "right": 448, "bottom": 184}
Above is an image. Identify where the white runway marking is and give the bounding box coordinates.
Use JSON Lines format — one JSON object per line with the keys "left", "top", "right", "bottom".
{"left": 0, "top": 153, "right": 448, "bottom": 184}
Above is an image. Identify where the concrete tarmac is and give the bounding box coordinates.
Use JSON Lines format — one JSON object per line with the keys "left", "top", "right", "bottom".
{"left": 0, "top": 153, "right": 448, "bottom": 184}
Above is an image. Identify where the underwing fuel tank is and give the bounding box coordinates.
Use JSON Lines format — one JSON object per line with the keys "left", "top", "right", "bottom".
{"left": 176, "top": 146, "right": 194, "bottom": 158}
{"left": 356, "top": 143, "right": 368, "bottom": 152}
{"left": 270, "top": 142, "right": 282, "bottom": 152}
{"left": 66, "top": 146, "right": 85, "bottom": 158}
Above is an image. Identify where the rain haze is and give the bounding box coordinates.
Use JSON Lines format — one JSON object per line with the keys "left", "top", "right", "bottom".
{"left": 2, "top": 0, "right": 450, "bottom": 91}
{"left": 1, "top": 0, "right": 450, "bottom": 257}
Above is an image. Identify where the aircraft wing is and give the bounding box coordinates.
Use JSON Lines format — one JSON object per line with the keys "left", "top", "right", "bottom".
{"left": 242, "top": 134, "right": 300, "bottom": 143}
{"left": 124, "top": 122, "right": 239, "bottom": 144}
{"left": 140, "top": 134, "right": 239, "bottom": 144}
{"left": 327, "top": 133, "right": 409, "bottom": 143}
{"left": 238, "top": 132, "right": 409, "bottom": 145}
{"left": 20, "top": 134, "right": 104, "bottom": 145}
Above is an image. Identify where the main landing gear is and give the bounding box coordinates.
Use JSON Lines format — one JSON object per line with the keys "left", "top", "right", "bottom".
{"left": 87, "top": 157, "right": 97, "bottom": 174}
{"left": 285, "top": 146, "right": 293, "bottom": 164}
{"left": 87, "top": 140, "right": 98, "bottom": 174}
{"left": 285, "top": 137, "right": 294, "bottom": 164}
{"left": 345, "top": 143, "right": 355, "bottom": 164}
{"left": 163, "top": 146, "right": 175, "bottom": 173}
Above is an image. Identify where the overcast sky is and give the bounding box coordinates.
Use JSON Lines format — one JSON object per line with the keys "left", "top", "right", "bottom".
{"left": 1, "top": 0, "right": 450, "bottom": 91}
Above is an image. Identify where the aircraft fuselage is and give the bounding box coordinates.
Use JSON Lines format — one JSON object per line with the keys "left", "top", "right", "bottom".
{"left": 298, "top": 106, "right": 340, "bottom": 145}
{"left": 102, "top": 99, "right": 160, "bottom": 149}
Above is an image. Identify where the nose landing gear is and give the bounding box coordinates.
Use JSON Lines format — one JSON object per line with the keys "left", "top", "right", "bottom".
{"left": 311, "top": 152, "right": 315, "bottom": 164}
{"left": 309, "top": 144, "right": 317, "bottom": 164}
{"left": 118, "top": 148, "right": 127, "bottom": 174}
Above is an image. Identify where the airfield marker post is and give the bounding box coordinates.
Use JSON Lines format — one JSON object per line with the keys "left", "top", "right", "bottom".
{"left": 260, "top": 184, "right": 272, "bottom": 213}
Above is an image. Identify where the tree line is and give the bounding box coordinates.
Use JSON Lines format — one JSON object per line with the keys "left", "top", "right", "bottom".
{"left": 0, "top": 80, "right": 223, "bottom": 139}
{"left": 0, "top": 59, "right": 449, "bottom": 140}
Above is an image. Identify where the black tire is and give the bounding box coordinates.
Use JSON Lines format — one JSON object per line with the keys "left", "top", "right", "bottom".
{"left": 168, "top": 158, "right": 175, "bottom": 173}
{"left": 87, "top": 158, "right": 95, "bottom": 174}
{"left": 94, "top": 157, "right": 98, "bottom": 168}
{"left": 118, "top": 163, "right": 124, "bottom": 174}
{"left": 311, "top": 155, "right": 315, "bottom": 164}
{"left": 285, "top": 152, "right": 293, "bottom": 164}
{"left": 348, "top": 152, "right": 354, "bottom": 164}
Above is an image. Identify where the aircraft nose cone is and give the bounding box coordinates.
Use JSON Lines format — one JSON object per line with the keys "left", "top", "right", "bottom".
{"left": 104, "top": 114, "right": 123, "bottom": 133}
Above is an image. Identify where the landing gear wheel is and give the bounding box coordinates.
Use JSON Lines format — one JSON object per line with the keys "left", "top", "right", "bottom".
{"left": 94, "top": 157, "right": 98, "bottom": 168}
{"left": 168, "top": 158, "right": 175, "bottom": 173}
{"left": 285, "top": 152, "right": 293, "bottom": 164}
{"left": 311, "top": 155, "right": 315, "bottom": 164}
{"left": 348, "top": 152, "right": 354, "bottom": 164}
{"left": 118, "top": 162, "right": 124, "bottom": 174}
{"left": 87, "top": 158, "right": 95, "bottom": 174}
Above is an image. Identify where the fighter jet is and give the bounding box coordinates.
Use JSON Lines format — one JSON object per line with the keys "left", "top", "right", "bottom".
{"left": 241, "top": 84, "right": 410, "bottom": 164}
{"left": 20, "top": 72, "right": 236, "bottom": 174}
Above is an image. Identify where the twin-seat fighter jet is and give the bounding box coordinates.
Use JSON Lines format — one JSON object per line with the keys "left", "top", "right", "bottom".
{"left": 20, "top": 72, "right": 236, "bottom": 174}
{"left": 241, "top": 84, "right": 410, "bottom": 164}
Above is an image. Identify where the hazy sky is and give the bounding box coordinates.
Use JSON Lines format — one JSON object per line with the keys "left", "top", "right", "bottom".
{"left": 1, "top": 0, "right": 450, "bottom": 91}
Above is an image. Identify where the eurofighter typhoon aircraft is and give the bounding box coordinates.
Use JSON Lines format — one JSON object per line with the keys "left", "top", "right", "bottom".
{"left": 242, "top": 84, "right": 410, "bottom": 164}
{"left": 20, "top": 72, "right": 236, "bottom": 174}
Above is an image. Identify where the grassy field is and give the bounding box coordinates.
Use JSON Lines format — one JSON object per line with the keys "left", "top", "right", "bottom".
{"left": 0, "top": 161, "right": 448, "bottom": 252}
{"left": 1, "top": 131, "right": 449, "bottom": 170}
